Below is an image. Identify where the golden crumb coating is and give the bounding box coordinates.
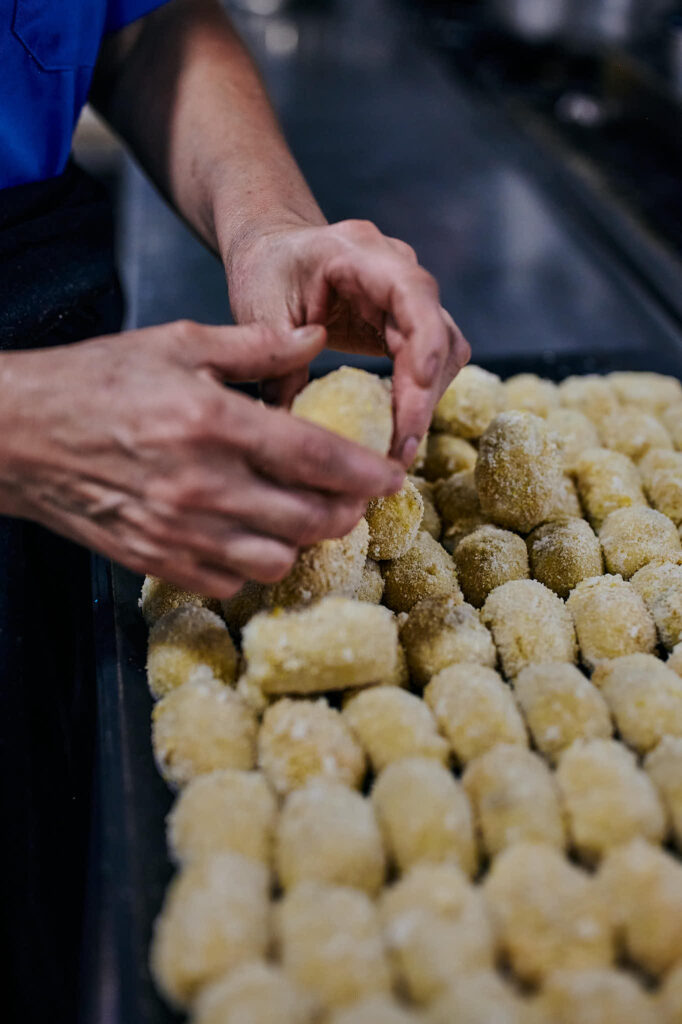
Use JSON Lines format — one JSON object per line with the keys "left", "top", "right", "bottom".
{"left": 427, "top": 971, "right": 538, "bottom": 1024}
{"left": 152, "top": 672, "right": 257, "bottom": 788}
{"left": 275, "top": 779, "right": 385, "bottom": 895}
{"left": 291, "top": 367, "right": 392, "bottom": 454}
{"left": 639, "top": 448, "right": 682, "bottom": 525}
{"left": 462, "top": 745, "right": 565, "bottom": 858}
{"left": 512, "top": 664, "right": 611, "bottom": 765}
{"left": 481, "top": 580, "right": 577, "bottom": 679}
{"left": 659, "top": 963, "right": 682, "bottom": 1023}
{"left": 645, "top": 736, "right": 682, "bottom": 850}
{"left": 266, "top": 518, "right": 369, "bottom": 608}
{"left": 342, "top": 687, "right": 448, "bottom": 773}
{"left": 424, "top": 664, "right": 527, "bottom": 766}
{"left": 534, "top": 969, "right": 658, "bottom": 1024}
{"left": 504, "top": 374, "right": 558, "bottom": 418}
{"left": 598, "top": 838, "right": 682, "bottom": 977}
{"left": 597, "top": 409, "right": 672, "bottom": 462}
{"left": 366, "top": 480, "right": 423, "bottom": 560}
{"left": 355, "top": 558, "right": 384, "bottom": 603}
{"left": 423, "top": 434, "right": 478, "bottom": 482}
{"left": 258, "top": 698, "right": 366, "bottom": 796}
{"left": 599, "top": 506, "right": 681, "bottom": 579}
{"left": 192, "top": 962, "right": 318, "bottom": 1024}
{"left": 372, "top": 757, "right": 477, "bottom": 877}
{"left": 483, "top": 842, "right": 614, "bottom": 986}
{"left": 573, "top": 448, "right": 646, "bottom": 530}
{"left": 241, "top": 597, "right": 399, "bottom": 694}
{"left": 545, "top": 474, "right": 583, "bottom": 520}
{"left": 140, "top": 575, "right": 220, "bottom": 627}
{"left": 556, "top": 739, "right": 665, "bottom": 863}
{"left": 167, "top": 769, "right": 276, "bottom": 867}
{"left": 527, "top": 519, "right": 603, "bottom": 600}
{"left": 631, "top": 560, "right": 682, "bottom": 649}
{"left": 566, "top": 574, "right": 657, "bottom": 669}
{"left": 454, "top": 526, "right": 530, "bottom": 608}
{"left": 150, "top": 852, "right": 270, "bottom": 1009}
{"left": 327, "top": 995, "right": 424, "bottom": 1024}
{"left": 433, "top": 365, "right": 504, "bottom": 439}
{"left": 475, "top": 412, "right": 563, "bottom": 533}
{"left": 146, "top": 605, "right": 238, "bottom": 700}
{"left": 545, "top": 408, "right": 600, "bottom": 473}
{"left": 401, "top": 596, "right": 496, "bottom": 687}
{"left": 592, "top": 654, "right": 682, "bottom": 754}
{"left": 408, "top": 475, "right": 442, "bottom": 539}
{"left": 220, "top": 580, "right": 265, "bottom": 635}
{"left": 275, "top": 881, "right": 391, "bottom": 1010}
{"left": 661, "top": 403, "right": 682, "bottom": 449}
{"left": 671, "top": 642, "right": 682, "bottom": 676}
{"left": 379, "top": 864, "right": 494, "bottom": 1004}
{"left": 435, "top": 471, "right": 490, "bottom": 550}
{"left": 382, "top": 532, "right": 462, "bottom": 614}
{"left": 607, "top": 371, "right": 682, "bottom": 414}
{"left": 409, "top": 433, "right": 428, "bottom": 474}
{"left": 557, "top": 375, "right": 619, "bottom": 425}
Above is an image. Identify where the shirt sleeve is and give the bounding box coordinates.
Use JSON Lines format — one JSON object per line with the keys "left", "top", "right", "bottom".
{"left": 104, "top": 0, "right": 172, "bottom": 33}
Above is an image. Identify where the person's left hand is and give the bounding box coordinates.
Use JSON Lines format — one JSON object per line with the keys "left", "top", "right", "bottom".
{"left": 225, "top": 220, "right": 471, "bottom": 466}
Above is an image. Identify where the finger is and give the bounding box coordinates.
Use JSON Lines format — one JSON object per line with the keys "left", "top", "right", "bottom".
{"left": 261, "top": 366, "right": 310, "bottom": 408}
{"left": 172, "top": 320, "right": 327, "bottom": 381}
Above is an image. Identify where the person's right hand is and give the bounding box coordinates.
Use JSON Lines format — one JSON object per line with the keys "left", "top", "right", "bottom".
{"left": 0, "top": 320, "right": 405, "bottom": 598}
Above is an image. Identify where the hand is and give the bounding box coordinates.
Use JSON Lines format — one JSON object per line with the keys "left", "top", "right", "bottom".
{"left": 226, "top": 219, "right": 471, "bottom": 465}
{"left": 0, "top": 321, "right": 404, "bottom": 598}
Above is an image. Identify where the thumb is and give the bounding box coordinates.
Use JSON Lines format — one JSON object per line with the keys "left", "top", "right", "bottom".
{"left": 181, "top": 321, "right": 327, "bottom": 381}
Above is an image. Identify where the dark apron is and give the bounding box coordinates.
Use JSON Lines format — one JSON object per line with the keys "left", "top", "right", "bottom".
{"left": 0, "top": 162, "right": 124, "bottom": 1023}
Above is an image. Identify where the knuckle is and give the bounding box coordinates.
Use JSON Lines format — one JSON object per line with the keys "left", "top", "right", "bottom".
{"left": 172, "top": 319, "right": 200, "bottom": 346}
{"left": 179, "top": 391, "right": 226, "bottom": 441}
{"left": 337, "top": 218, "right": 380, "bottom": 243}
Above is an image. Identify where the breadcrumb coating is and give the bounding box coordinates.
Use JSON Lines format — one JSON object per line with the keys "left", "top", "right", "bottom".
{"left": 598, "top": 409, "right": 672, "bottom": 463}
{"left": 152, "top": 671, "right": 257, "bottom": 788}
{"left": 140, "top": 575, "right": 220, "bottom": 626}
{"left": 573, "top": 448, "right": 646, "bottom": 530}
{"left": 408, "top": 433, "right": 428, "bottom": 474}
{"left": 147, "top": 605, "right": 238, "bottom": 700}
{"left": 462, "top": 745, "right": 566, "bottom": 858}
{"left": 150, "top": 852, "right": 270, "bottom": 1009}
{"left": 275, "top": 779, "right": 385, "bottom": 895}
{"left": 191, "top": 962, "right": 318, "bottom": 1024}
{"left": 342, "top": 687, "right": 448, "bottom": 773}
{"left": 266, "top": 518, "right": 369, "bottom": 608}
{"left": 671, "top": 642, "right": 682, "bottom": 676}
{"left": 408, "top": 475, "right": 441, "bottom": 539}
{"left": 275, "top": 881, "right": 391, "bottom": 1010}
{"left": 454, "top": 526, "right": 530, "bottom": 608}
{"left": 423, "top": 434, "right": 478, "bottom": 482}
{"left": 545, "top": 408, "right": 600, "bottom": 473}
{"left": 645, "top": 736, "right": 682, "bottom": 850}
{"left": 291, "top": 367, "right": 392, "bottom": 454}
{"left": 372, "top": 757, "right": 477, "bottom": 877}
{"left": 434, "top": 471, "right": 490, "bottom": 550}
{"left": 534, "top": 969, "right": 658, "bottom": 1024}
{"left": 433, "top": 365, "right": 504, "bottom": 439}
{"left": 526, "top": 519, "right": 603, "bottom": 600}
{"left": 483, "top": 842, "right": 614, "bottom": 986}
{"left": 598, "top": 838, "right": 682, "bottom": 977}
{"left": 631, "top": 560, "right": 682, "bottom": 649}
{"left": 658, "top": 963, "right": 682, "bottom": 1023}
{"left": 599, "top": 507, "right": 681, "bottom": 579}
{"left": 401, "top": 596, "right": 496, "bottom": 687}
{"left": 475, "top": 412, "right": 563, "bottom": 533}
{"left": 566, "top": 574, "right": 657, "bottom": 669}
{"left": 558, "top": 375, "right": 619, "bottom": 425}
{"left": 382, "top": 532, "right": 462, "bottom": 614}
{"left": 220, "top": 580, "right": 265, "bottom": 635}
{"left": 512, "top": 663, "right": 611, "bottom": 765}
{"left": 379, "top": 864, "right": 494, "bottom": 1003}
{"left": 167, "top": 769, "right": 276, "bottom": 867}
{"left": 592, "top": 653, "right": 682, "bottom": 754}
{"left": 545, "top": 474, "right": 583, "bottom": 520}
{"left": 607, "top": 370, "right": 682, "bottom": 414}
{"left": 327, "top": 995, "right": 424, "bottom": 1024}
{"left": 481, "top": 580, "right": 577, "bottom": 679}
{"left": 428, "top": 971, "right": 538, "bottom": 1024}
{"left": 504, "top": 374, "right": 558, "bottom": 418}
{"left": 556, "top": 739, "right": 665, "bottom": 863}
{"left": 661, "top": 402, "right": 682, "bottom": 449}
{"left": 241, "top": 597, "right": 399, "bottom": 694}
{"left": 258, "top": 698, "right": 366, "bottom": 796}
{"left": 355, "top": 558, "right": 384, "bottom": 603}
{"left": 424, "top": 664, "right": 527, "bottom": 766}
{"left": 366, "top": 480, "right": 423, "bottom": 560}
{"left": 639, "top": 448, "right": 682, "bottom": 525}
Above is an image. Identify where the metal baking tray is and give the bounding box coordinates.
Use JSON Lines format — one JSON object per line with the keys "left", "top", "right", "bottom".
{"left": 82, "top": 348, "right": 682, "bottom": 1024}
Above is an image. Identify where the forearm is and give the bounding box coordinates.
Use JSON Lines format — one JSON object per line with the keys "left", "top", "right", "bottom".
{"left": 92, "top": 0, "right": 324, "bottom": 271}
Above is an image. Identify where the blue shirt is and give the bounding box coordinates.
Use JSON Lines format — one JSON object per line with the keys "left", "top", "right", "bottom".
{"left": 1, "top": 0, "right": 169, "bottom": 189}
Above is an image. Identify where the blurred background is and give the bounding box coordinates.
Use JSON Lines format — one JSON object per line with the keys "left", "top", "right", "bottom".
{"left": 74, "top": 0, "right": 682, "bottom": 368}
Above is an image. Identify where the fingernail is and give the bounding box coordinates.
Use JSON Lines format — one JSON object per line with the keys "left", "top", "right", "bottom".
{"left": 401, "top": 436, "right": 419, "bottom": 466}
{"left": 292, "top": 325, "right": 325, "bottom": 343}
